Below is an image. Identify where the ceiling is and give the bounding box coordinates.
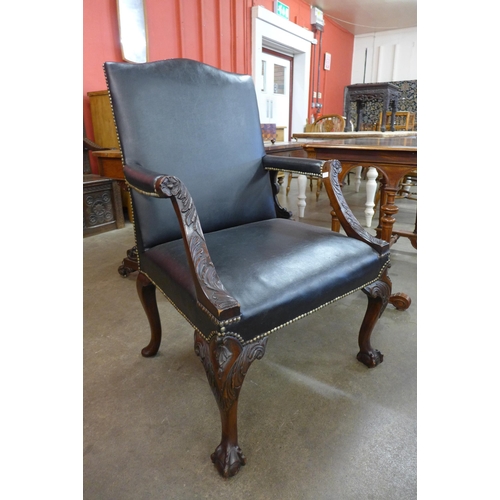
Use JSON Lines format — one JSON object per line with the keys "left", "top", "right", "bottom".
{"left": 304, "top": 0, "right": 417, "bottom": 36}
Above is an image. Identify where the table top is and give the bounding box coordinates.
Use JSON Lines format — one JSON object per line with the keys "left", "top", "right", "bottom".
{"left": 262, "top": 141, "right": 305, "bottom": 152}
{"left": 83, "top": 174, "right": 111, "bottom": 184}
{"left": 293, "top": 131, "right": 416, "bottom": 140}
{"left": 91, "top": 137, "right": 416, "bottom": 161}
{"left": 303, "top": 135, "right": 417, "bottom": 152}
{"left": 346, "top": 82, "right": 400, "bottom": 91}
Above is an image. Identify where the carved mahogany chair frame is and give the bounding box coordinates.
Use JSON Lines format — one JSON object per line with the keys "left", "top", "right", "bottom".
{"left": 104, "top": 59, "right": 393, "bottom": 478}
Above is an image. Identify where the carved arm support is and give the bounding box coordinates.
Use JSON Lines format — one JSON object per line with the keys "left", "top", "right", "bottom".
{"left": 123, "top": 164, "right": 241, "bottom": 322}
{"left": 322, "top": 160, "right": 390, "bottom": 257}
{"left": 262, "top": 155, "right": 388, "bottom": 256}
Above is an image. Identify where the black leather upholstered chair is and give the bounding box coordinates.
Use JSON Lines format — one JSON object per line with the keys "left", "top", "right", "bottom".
{"left": 104, "top": 58, "right": 392, "bottom": 478}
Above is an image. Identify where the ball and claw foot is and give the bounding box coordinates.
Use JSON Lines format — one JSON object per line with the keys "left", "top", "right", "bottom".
{"left": 118, "top": 263, "right": 131, "bottom": 278}
{"left": 211, "top": 443, "right": 247, "bottom": 478}
{"left": 357, "top": 349, "right": 384, "bottom": 368}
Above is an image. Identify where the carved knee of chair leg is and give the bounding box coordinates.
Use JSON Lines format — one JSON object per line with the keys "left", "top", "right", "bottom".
{"left": 358, "top": 271, "right": 392, "bottom": 368}
{"left": 194, "top": 331, "right": 268, "bottom": 478}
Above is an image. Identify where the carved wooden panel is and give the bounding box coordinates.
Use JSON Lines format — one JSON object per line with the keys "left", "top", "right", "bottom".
{"left": 83, "top": 175, "right": 125, "bottom": 237}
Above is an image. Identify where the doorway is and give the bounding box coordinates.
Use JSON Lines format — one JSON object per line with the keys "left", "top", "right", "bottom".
{"left": 258, "top": 49, "right": 293, "bottom": 141}
{"left": 251, "top": 6, "right": 315, "bottom": 138}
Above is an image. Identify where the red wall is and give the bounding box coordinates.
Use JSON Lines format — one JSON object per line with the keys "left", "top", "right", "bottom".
{"left": 83, "top": 0, "right": 353, "bottom": 170}
{"left": 317, "top": 16, "right": 354, "bottom": 117}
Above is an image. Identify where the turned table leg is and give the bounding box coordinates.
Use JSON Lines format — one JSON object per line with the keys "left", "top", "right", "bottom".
{"left": 364, "top": 167, "right": 378, "bottom": 228}
{"left": 375, "top": 180, "right": 412, "bottom": 311}
{"left": 297, "top": 174, "right": 307, "bottom": 218}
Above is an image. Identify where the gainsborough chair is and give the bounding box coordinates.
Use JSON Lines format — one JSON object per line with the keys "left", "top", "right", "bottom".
{"left": 104, "top": 58, "right": 393, "bottom": 478}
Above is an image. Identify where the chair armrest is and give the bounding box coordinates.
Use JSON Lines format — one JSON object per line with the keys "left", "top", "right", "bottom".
{"left": 124, "top": 164, "right": 241, "bottom": 322}
{"left": 262, "top": 154, "right": 324, "bottom": 178}
{"left": 83, "top": 137, "right": 109, "bottom": 152}
{"left": 123, "top": 163, "right": 164, "bottom": 196}
{"left": 323, "top": 160, "right": 390, "bottom": 257}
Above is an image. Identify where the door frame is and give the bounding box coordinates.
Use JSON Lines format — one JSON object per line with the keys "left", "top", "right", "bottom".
{"left": 262, "top": 48, "right": 293, "bottom": 140}
{"left": 251, "top": 6, "right": 315, "bottom": 138}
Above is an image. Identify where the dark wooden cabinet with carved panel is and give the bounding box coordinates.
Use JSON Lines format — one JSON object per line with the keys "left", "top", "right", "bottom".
{"left": 83, "top": 174, "right": 125, "bottom": 237}
{"left": 344, "top": 83, "right": 402, "bottom": 132}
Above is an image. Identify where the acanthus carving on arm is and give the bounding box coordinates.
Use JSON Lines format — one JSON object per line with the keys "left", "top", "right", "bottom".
{"left": 155, "top": 175, "right": 241, "bottom": 322}
{"left": 323, "top": 160, "right": 390, "bottom": 257}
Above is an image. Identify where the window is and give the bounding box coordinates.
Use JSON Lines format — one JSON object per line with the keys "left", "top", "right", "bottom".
{"left": 273, "top": 64, "right": 285, "bottom": 94}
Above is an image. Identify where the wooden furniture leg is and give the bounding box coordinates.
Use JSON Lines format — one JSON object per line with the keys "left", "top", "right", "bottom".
{"left": 194, "top": 332, "right": 268, "bottom": 478}
{"left": 358, "top": 270, "right": 392, "bottom": 367}
{"left": 137, "top": 272, "right": 162, "bottom": 357}
{"left": 118, "top": 246, "right": 139, "bottom": 277}
{"left": 375, "top": 178, "right": 398, "bottom": 243}
{"left": 356, "top": 101, "right": 364, "bottom": 131}
{"left": 380, "top": 97, "right": 389, "bottom": 132}
{"left": 316, "top": 177, "right": 322, "bottom": 200}
{"left": 284, "top": 172, "right": 291, "bottom": 195}
{"left": 375, "top": 180, "right": 412, "bottom": 311}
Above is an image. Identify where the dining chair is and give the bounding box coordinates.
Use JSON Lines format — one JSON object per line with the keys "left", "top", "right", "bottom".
{"left": 377, "top": 111, "right": 415, "bottom": 131}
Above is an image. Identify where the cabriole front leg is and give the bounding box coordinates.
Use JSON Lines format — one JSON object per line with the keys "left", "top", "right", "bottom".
{"left": 136, "top": 272, "right": 162, "bottom": 357}
{"left": 358, "top": 271, "right": 392, "bottom": 368}
{"left": 194, "top": 332, "right": 268, "bottom": 478}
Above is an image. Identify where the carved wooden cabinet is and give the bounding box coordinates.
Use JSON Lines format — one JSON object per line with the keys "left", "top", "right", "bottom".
{"left": 83, "top": 174, "right": 124, "bottom": 237}
{"left": 92, "top": 149, "right": 133, "bottom": 221}
{"left": 344, "top": 83, "right": 401, "bottom": 132}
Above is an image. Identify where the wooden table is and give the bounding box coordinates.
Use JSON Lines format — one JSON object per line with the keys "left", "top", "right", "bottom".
{"left": 303, "top": 135, "right": 417, "bottom": 247}
{"left": 293, "top": 132, "right": 415, "bottom": 223}
{"left": 304, "top": 135, "right": 417, "bottom": 312}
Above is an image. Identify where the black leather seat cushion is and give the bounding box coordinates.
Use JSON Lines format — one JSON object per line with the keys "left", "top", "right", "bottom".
{"left": 139, "top": 218, "right": 389, "bottom": 343}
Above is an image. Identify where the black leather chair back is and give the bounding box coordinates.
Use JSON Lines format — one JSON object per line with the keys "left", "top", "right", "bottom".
{"left": 104, "top": 59, "right": 276, "bottom": 250}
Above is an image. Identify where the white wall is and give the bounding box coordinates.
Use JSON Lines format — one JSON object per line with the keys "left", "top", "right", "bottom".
{"left": 351, "top": 27, "right": 417, "bottom": 84}
{"left": 251, "top": 6, "right": 315, "bottom": 136}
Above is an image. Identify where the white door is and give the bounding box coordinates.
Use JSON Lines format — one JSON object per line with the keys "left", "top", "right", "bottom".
{"left": 257, "top": 51, "right": 291, "bottom": 139}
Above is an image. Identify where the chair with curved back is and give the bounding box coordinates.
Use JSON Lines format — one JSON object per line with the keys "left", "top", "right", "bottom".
{"left": 104, "top": 58, "right": 393, "bottom": 479}
{"left": 313, "top": 113, "right": 346, "bottom": 132}
{"left": 377, "top": 111, "right": 415, "bottom": 131}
